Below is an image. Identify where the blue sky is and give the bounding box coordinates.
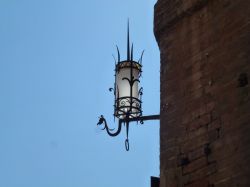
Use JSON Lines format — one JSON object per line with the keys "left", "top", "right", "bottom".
{"left": 0, "top": 0, "right": 160, "bottom": 187}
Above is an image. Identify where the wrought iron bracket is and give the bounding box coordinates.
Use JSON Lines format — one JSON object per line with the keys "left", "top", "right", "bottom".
{"left": 97, "top": 114, "right": 160, "bottom": 151}
{"left": 119, "top": 115, "right": 160, "bottom": 124}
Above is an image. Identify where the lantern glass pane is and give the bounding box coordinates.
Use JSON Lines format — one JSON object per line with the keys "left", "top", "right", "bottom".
{"left": 115, "top": 62, "right": 141, "bottom": 119}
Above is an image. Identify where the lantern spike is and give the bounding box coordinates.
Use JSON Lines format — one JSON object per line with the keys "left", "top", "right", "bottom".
{"left": 127, "top": 19, "right": 130, "bottom": 61}
{"left": 112, "top": 54, "right": 117, "bottom": 64}
{"left": 139, "top": 50, "right": 144, "bottom": 65}
{"left": 131, "top": 43, "right": 133, "bottom": 61}
{"left": 116, "top": 45, "right": 120, "bottom": 63}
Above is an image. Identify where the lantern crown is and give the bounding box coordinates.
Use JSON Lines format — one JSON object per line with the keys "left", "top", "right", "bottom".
{"left": 114, "top": 21, "right": 144, "bottom": 66}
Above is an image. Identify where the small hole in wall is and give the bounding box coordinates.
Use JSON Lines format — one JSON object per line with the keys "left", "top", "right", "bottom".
{"left": 238, "top": 73, "right": 248, "bottom": 87}
{"left": 204, "top": 143, "right": 211, "bottom": 156}
{"left": 181, "top": 157, "right": 190, "bottom": 166}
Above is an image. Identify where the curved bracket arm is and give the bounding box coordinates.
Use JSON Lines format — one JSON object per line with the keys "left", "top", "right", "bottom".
{"left": 97, "top": 115, "right": 130, "bottom": 151}
{"left": 97, "top": 114, "right": 160, "bottom": 151}
{"left": 97, "top": 115, "right": 122, "bottom": 137}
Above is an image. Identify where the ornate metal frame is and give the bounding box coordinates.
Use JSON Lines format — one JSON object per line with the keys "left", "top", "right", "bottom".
{"left": 97, "top": 22, "right": 159, "bottom": 151}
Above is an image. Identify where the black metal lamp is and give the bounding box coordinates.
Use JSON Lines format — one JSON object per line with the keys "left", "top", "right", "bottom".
{"left": 97, "top": 22, "right": 159, "bottom": 151}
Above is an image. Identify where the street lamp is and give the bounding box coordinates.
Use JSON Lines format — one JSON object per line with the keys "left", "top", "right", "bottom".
{"left": 97, "top": 22, "right": 159, "bottom": 151}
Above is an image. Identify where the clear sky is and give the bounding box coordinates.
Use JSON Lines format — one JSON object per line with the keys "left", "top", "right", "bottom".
{"left": 0, "top": 0, "right": 160, "bottom": 187}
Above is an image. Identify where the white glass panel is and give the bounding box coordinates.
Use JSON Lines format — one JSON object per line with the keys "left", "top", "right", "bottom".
{"left": 115, "top": 63, "right": 140, "bottom": 118}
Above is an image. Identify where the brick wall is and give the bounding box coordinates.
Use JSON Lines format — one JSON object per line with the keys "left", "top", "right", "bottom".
{"left": 154, "top": 0, "right": 250, "bottom": 186}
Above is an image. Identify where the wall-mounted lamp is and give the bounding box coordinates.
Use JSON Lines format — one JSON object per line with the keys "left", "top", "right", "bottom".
{"left": 97, "top": 22, "right": 159, "bottom": 151}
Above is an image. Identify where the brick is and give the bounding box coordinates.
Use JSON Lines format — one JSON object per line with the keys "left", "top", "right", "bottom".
{"left": 189, "top": 113, "right": 211, "bottom": 131}
{"left": 181, "top": 133, "right": 208, "bottom": 153}
{"left": 184, "top": 178, "right": 209, "bottom": 187}
{"left": 214, "top": 178, "right": 232, "bottom": 187}
{"left": 188, "top": 146, "right": 205, "bottom": 161}
{"left": 182, "top": 162, "right": 217, "bottom": 184}
{"left": 207, "top": 119, "right": 221, "bottom": 132}
{"left": 206, "top": 101, "right": 215, "bottom": 112}
{"left": 183, "top": 157, "right": 208, "bottom": 175}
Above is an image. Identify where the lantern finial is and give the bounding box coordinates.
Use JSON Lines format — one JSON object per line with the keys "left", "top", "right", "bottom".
{"left": 116, "top": 45, "right": 120, "bottom": 63}
{"left": 131, "top": 43, "right": 133, "bottom": 61}
{"left": 127, "top": 19, "right": 130, "bottom": 61}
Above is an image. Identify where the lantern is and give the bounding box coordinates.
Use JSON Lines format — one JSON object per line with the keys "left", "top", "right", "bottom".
{"left": 113, "top": 24, "right": 143, "bottom": 119}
